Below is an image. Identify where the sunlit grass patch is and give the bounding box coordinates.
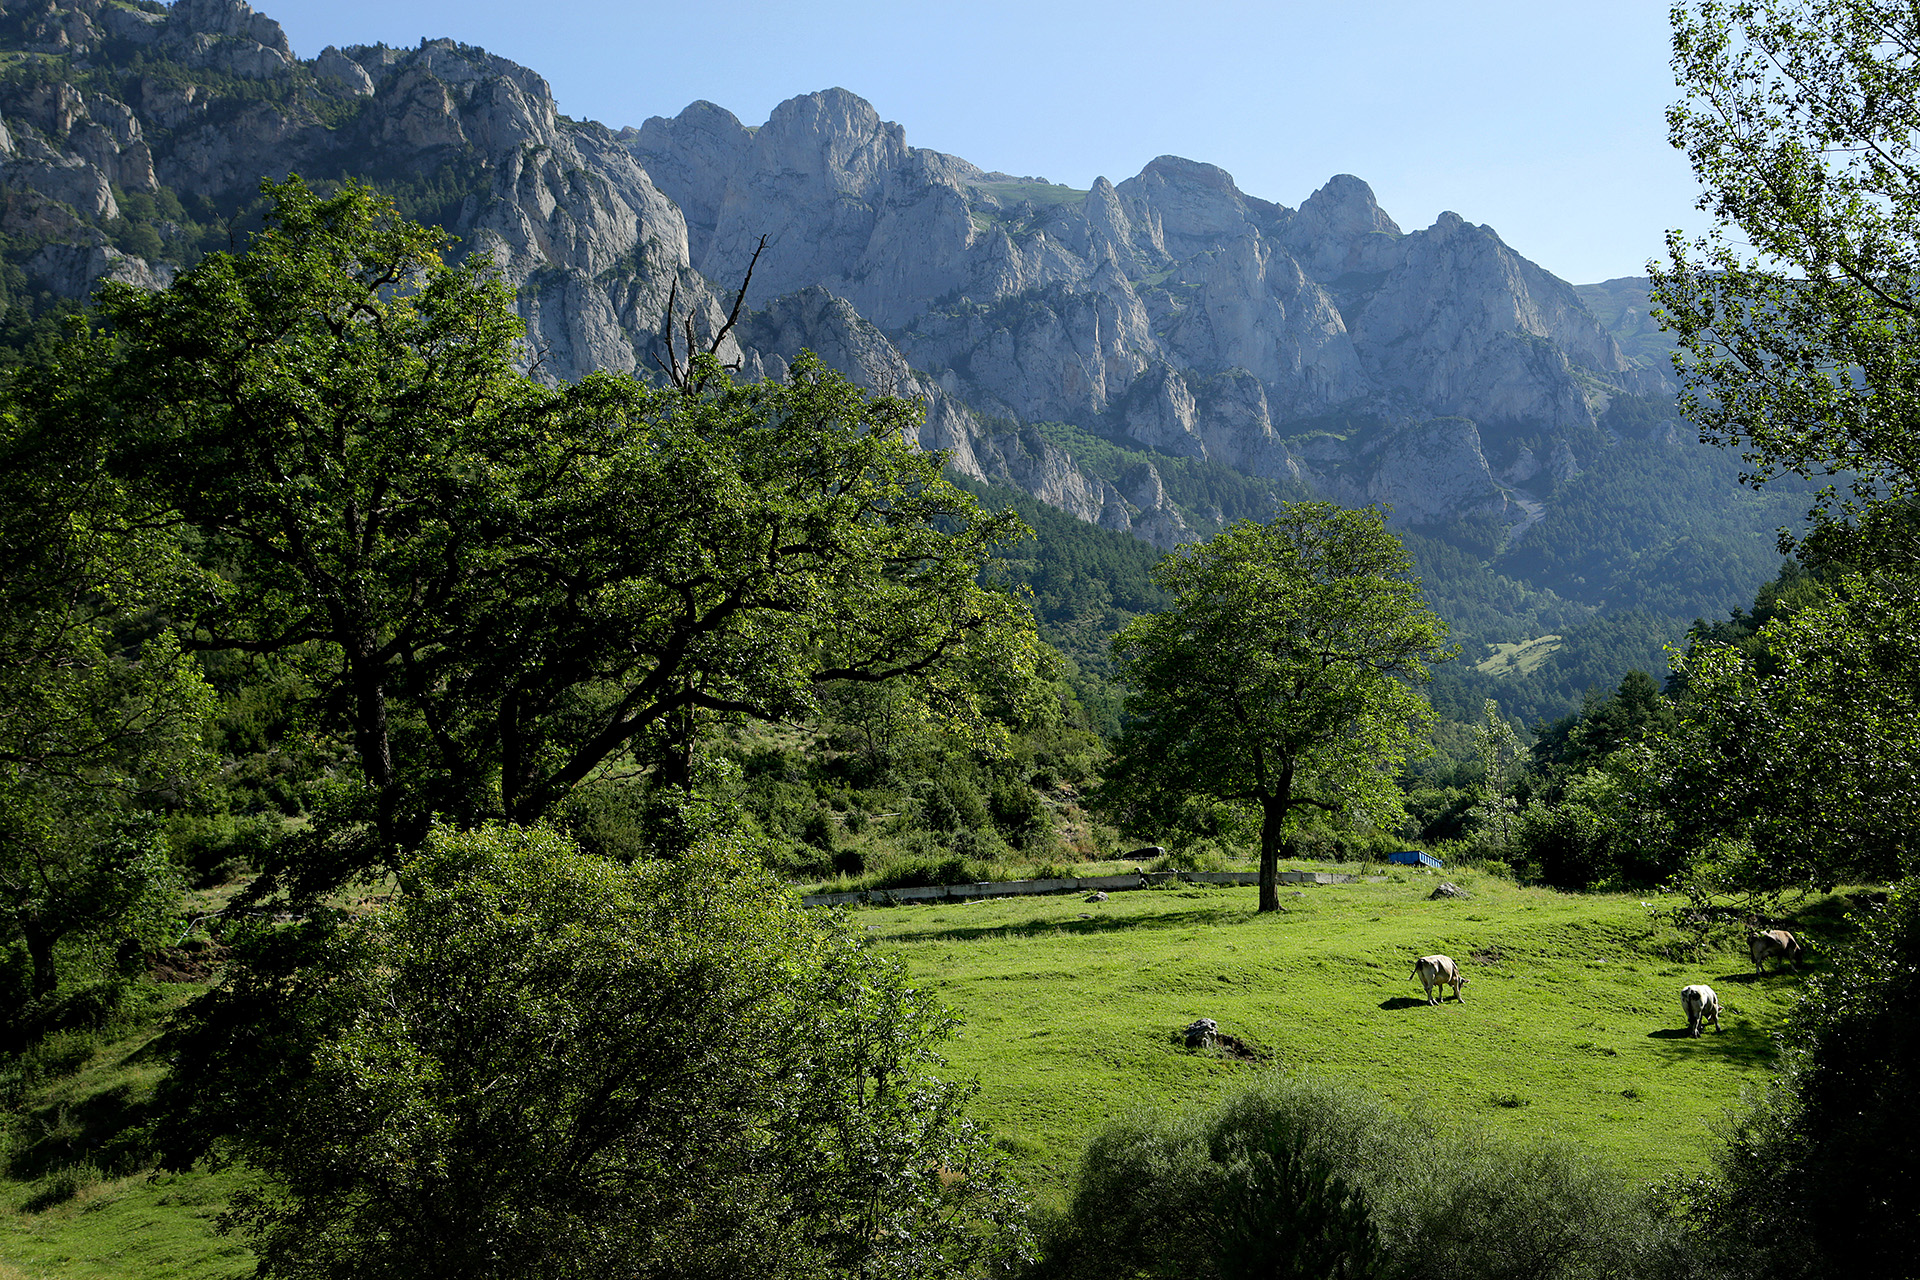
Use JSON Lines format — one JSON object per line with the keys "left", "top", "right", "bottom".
{"left": 860, "top": 874, "right": 1822, "bottom": 1205}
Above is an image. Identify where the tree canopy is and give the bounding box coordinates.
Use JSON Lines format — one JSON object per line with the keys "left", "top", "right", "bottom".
{"left": 1657, "top": 574, "right": 1920, "bottom": 891}
{"left": 1653, "top": 0, "right": 1920, "bottom": 542}
{"left": 1100, "top": 504, "right": 1452, "bottom": 912}
{"left": 0, "top": 361, "right": 212, "bottom": 1011}
{"left": 53, "top": 177, "right": 1037, "bottom": 896}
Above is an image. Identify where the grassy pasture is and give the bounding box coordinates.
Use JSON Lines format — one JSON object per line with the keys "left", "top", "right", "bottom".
{"left": 0, "top": 870, "right": 1831, "bottom": 1277}
{"left": 1476, "top": 634, "right": 1564, "bottom": 675}
{"left": 864, "top": 869, "right": 1820, "bottom": 1205}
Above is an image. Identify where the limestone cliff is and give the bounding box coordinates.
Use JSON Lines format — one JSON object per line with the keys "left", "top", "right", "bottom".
{"left": 0, "top": 1, "right": 1677, "bottom": 550}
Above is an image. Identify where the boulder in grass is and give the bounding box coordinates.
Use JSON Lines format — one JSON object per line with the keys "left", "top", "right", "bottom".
{"left": 1430, "top": 882, "right": 1468, "bottom": 899}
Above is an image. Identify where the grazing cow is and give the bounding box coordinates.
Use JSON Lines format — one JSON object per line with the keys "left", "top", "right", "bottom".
{"left": 1681, "top": 984, "right": 1721, "bottom": 1037}
{"left": 1410, "top": 954, "right": 1468, "bottom": 1005}
{"left": 1749, "top": 929, "right": 1802, "bottom": 975}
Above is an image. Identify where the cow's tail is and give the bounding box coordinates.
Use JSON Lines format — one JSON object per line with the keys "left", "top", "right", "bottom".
{"left": 1408, "top": 962, "right": 1419, "bottom": 981}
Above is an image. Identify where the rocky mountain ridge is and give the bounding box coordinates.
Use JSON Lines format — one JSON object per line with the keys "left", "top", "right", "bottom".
{"left": 0, "top": 0, "right": 1677, "bottom": 554}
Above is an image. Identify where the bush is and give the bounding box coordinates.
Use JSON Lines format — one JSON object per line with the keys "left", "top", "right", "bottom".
{"left": 560, "top": 781, "right": 658, "bottom": 862}
{"left": 922, "top": 777, "right": 989, "bottom": 833}
{"left": 800, "top": 811, "right": 836, "bottom": 851}
{"left": 1036, "top": 1073, "right": 1690, "bottom": 1280}
{"left": 1513, "top": 801, "right": 1615, "bottom": 888}
{"left": 11, "top": 979, "right": 134, "bottom": 1048}
{"left": 21, "top": 1160, "right": 103, "bottom": 1212}
{"left": 153, "top": 823, "right": 1032, "bottom": 1279}
{"left": 868, "top": 854, "right": 990, "bottom": 890}
{"left": 173, "top": 814, "right": 278, "bottom": 888}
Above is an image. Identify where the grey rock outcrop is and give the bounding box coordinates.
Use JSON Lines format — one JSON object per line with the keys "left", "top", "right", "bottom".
{"left": 314, "top": 46, "right": 376, "bottom": 97}
{"left": 0, "top": 1, "right": 1677, "bottom": 552}
{"left": 25, "top": 240, "right": 171, "bottom": 297}
{"left": 625, "top": 85, "right": 1658, "bottom": 529}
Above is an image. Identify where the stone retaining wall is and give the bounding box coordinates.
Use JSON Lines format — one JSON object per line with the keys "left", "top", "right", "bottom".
{"left": 801, "top": 868, "right": 1363, "bottom": 908}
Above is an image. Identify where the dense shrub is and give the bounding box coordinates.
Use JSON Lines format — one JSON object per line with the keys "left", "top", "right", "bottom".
{"left": 1036, "top": 1073, "right": 1692, "bottom": 1280}
{"left": 153, "top": 824, "right": 1032, "bottom": 1280}
{"left": 1680, "top": 878, "right": 1920, "bottom": 1280}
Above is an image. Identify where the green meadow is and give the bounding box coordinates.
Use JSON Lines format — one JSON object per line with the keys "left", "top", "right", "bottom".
{"left": 862, "top": 867, "right": 1821, "bottom": 1205}
{"left": 1, "top": 868, "right": 1830, "bottom": 1278}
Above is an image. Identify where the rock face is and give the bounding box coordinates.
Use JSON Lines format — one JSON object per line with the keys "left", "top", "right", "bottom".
{"left": 0, "top": 0, "right": 1673, "bottom": 549}
{"left": 627, "top": 90, "right": 1668, "bottom": 539}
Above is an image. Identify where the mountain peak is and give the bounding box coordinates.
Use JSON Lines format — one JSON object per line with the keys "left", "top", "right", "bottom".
{"left": 1132, "top": 155, "right": 1240, "bottom": 195}
{"left": 1298, "top": 174, "right": 1398, "bottom": 238}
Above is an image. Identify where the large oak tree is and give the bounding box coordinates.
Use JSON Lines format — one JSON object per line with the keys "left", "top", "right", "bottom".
{"left": 64, "top": 177, "right": 1034, "bottom": 894}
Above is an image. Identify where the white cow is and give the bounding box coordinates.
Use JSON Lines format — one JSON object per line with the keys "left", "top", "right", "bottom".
{"left": 1410, "top": 954, "right": 1468, "bottom": 1006}
{"left": 1681, "top": 984, "right": 1721, "bottom": 1037}
{"left": 1749, "top": 929, "right": 1802, "bottom": 975}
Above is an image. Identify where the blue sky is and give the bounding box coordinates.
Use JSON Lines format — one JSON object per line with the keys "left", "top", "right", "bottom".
{"left": 249, "top": 0, "right": 1708, "bottom": 285}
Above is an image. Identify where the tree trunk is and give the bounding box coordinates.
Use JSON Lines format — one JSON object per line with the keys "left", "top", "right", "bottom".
{"left": 1258, "top": 795, "right": 1286, "bottom": 913}
{"left": 349, "top": 640, "right": 399, "bottom": 849}
{"left": 1257, "top": 763, "right": 1296, "bottom": 913}
{"left": 24, "top": 919, "right": 58, "bottom": 1001}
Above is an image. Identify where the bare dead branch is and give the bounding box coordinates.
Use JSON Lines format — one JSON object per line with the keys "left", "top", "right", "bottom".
{"left": 708, "top": 234, "right": 767, "bottom": 357}
{"left": 657, "top": 276, "right": 682, "bottom": 390}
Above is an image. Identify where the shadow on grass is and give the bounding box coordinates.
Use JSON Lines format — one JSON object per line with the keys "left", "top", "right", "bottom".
{"left": 1646, "top": 1023, "right": 1777, "bottom": 1066}
{"left": 876, "top": 902, "right": 1261, "bottom": 944}
{"left": 1711, "top": 969, "right": 1813, "bottom": 986}
{"left": 1378, "top": 997, "right": 1431, "bottom": 1011}
{"left": 1786, "top": 894, "right": 1866, "bottom": 939}
{"left": 8, "top": 1081, "right": 152, "bottom": 1182}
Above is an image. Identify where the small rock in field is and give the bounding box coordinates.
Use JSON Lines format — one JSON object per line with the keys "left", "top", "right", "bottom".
{"left": 1085, "top": 891, "right": 1108, "bottom": 902}
{"left": 1182, "top": 1018, "right": 1218, "bottom": 1049}
{"left": 1430, "top": 882, "right": 1468, "bottom": 899}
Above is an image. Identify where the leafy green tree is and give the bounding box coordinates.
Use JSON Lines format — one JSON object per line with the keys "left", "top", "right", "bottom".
{"left": 1524, "top": 670, "right": 1676, "bottom": 806}
{"left": 1469, "top": 699, "right": 1522, "bottom": 848}
{"left": 1654, "top": 0, "right": 1920, "bottom": 545}
{"left": 71, "top": 177, "right": 1034, "bottom": 894}
{"left": 0, "top": 359, "right": 213, "bottom": 1011}
{"left": 1101, "top": 504, "right": 1452, "bottom": 912}
{"left": 154, "top": 823, "right": 1032, "bottom": 1280}
{"left": 1657, "top": 574, "right": 1920, "bottom": 891}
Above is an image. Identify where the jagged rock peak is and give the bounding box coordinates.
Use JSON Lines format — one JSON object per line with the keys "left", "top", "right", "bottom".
{"left": 313, "top": 45, "right": 374, "bottom": 95}
{"left": 1134, "top": 154, "right": 1241, "bottom": 195}
{"left": 165, "top": 0, "right": 289, "bottom": 53}
{"left": 637, "top": 98, "right": 749, "bottom": 139}
{"left": 754, "top": 87, "right": 907, "bottom": 190}
{"left": 1115, "top": 154, "right": 1287, "bottom": 259}
{"left": 8, "top": 0, "right": 292, "bottom": 75}
{"left": 1282, "top": 173, "right": 1401, "bottom": 281}
{"left": 1297, "top": 174, "right": 1399, "bottom": 239}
